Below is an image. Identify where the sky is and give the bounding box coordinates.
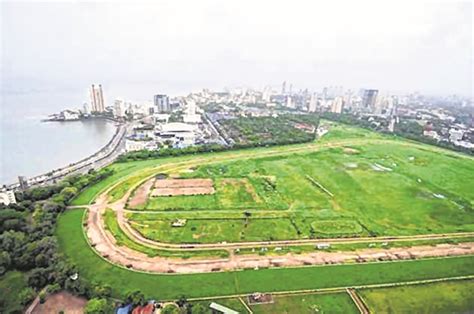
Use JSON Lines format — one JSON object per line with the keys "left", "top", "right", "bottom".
{"left": 1, "top": 0, "right": 473, "bottom": 98}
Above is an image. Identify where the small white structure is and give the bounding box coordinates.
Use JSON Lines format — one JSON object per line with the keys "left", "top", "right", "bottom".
{"left": 0, "top": 190, "right": 16, "bottom": 205}
{"left": 316, "top": 243, "right": 331, "bottom": 250}
{"left": 209, "top": 302, "right": 239, "bottom": 314}
{"left": 171, "top": 219, "right": 187, "bottom": 227}
{"left": 125, "top": 139, "right": 157, "bottom": 152}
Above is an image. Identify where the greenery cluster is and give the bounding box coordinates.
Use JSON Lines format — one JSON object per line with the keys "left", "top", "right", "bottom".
{"left": 219, "top": 114, "right": 319, "bottom": 146}
{"left": 0, "top": 168, "right": 113, "bottom": 312}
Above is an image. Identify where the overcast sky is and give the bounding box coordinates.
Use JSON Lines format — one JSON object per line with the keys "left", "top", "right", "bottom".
{"left": 1, "top": 1, "right": 473, "bottom": 98}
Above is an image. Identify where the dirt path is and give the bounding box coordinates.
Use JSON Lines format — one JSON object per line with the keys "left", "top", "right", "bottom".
{"left": 81, "top": 137, "right": 474, "bottom": 274}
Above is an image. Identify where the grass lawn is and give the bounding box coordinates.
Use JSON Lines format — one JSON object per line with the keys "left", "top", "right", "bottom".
{"left": 57, "top": 208, "right": 474, "bottom": 300}
{"left": 102, "top": 208, "right": 229, "bottom": 258}
{"left": 0, "top": 271, "right": 28, "bottom": 314}
{"left": 130, "top": 217, "right": 301, "bottom": 243}
{"left": 360, "top": 280, "right": 474, "bottom": 314}
{"left": 124, "top": 128, "right": 474, "bottom": 242}
{"left": 249, "top": 292, "right": 358, "bottom": 314}
{"left": 69, "top": 121, "right": 474, "bottom": 247}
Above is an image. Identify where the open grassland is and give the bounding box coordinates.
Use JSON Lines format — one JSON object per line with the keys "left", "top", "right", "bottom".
{"left": 360, "top": 280, "right": 474, "bottom": 314}
{"left": 0, "top": 271, "right": 28, "bottom": 314}
{"left": 127, "top": 132, "right": 474, "bottom": 243}
{"left": 103, "top": 209, "right": 228, "bottom": 259}
{"left": 57, "top": 209, "right": 474, "bottom": 300}
{"left": 71, "top": 121, "right": 474, "bottom": 245}
{"left": 190, "top": 292, "right": 359, "bottom": 314}
{"left": 249, "top": 292, "right": 358, "bottom": 314}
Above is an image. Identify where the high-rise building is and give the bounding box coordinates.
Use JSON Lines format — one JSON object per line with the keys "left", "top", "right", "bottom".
{"left": 262, "top": 86, "right": 271, "bottom": 102}
{"left": 18, "top": 176, "right": 28, "bottom": 190}
{"left": 331, "top": 96, "right": 345, "bottom": 114}
{"left": 362, "top": 89, "right": 378, "bottom": 110}
{"left": 154, "top": 94, "right": 170, "bottom": 112}
{"left": 308, "top": 93, "right": 318, "bottom": 112}
{"left": 286, "top": 95, "right": 294, "bottom": 108}
{"left": 90, "top": 84, "right": 105, "bottom": 113}
{"left": 281, "top": 81, "right": 287, "bottom": 95}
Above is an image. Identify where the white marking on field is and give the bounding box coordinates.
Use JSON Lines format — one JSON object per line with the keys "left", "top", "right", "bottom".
{"left": 371, "top": 163, "right": 393, "bottom": 172}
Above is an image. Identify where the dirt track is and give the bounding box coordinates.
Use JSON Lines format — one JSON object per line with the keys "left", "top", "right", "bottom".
{"left": 81, "top": 137, "right": 474, "bottom": 274}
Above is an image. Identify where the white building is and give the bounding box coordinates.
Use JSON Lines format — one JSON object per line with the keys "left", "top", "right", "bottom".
{"left": 157, "top": 122, "right": 196, "bottom": 148}
{"left": 183, "top": 100, "right": 201, "bottom": 123}
{"left": 449, "top": 128, "right": 464, "bottom": 142}
{"left": 331, "top": 96, "right": 344, "bottom": 114}
{"left": 60, "top": 110, "right": 80, "bottom": 121}
{"left": 308, "top": 93, "right": 318, "bottom": 113}
{"left": 82, "top": 102, "right": 91, "bottom": 115}
{"left": 114, "top": 99, "right": 126, "bottom": 118}
{"left": 125, "top": 139, "right": 157, "bottom": 152}
{"left": 0, "top": 190, "right": 16, "bottom": 206}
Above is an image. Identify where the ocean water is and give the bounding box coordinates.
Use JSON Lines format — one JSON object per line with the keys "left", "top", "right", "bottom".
{"left": 0, "top": 91, "right": 117, "bottom": 185}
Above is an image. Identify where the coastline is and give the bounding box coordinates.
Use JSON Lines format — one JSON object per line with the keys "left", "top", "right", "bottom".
{"left": 5, "top": 120, "right": 127, "bottom": 190}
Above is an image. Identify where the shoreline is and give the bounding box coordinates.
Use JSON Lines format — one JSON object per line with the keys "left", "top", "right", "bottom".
{"left": 4, "top": 120, "right": 128, "bottom": 190}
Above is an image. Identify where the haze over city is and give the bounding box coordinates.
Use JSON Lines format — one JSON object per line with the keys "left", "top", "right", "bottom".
{"left": 2, "top": 1, "right": 472, "bottom": 97}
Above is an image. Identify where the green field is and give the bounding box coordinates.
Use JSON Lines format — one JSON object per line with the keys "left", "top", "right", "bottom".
{"left": 68, "top": 121, "right": 474, "bottom": 246}
{"left": 360, "top": 280, "right": 474, "bottom": 313}
{"left": 121, "top": 122, "right": 474, "bottom": 244}
{"left": 57, "top": 208, "right": 474, "bottom": 300}
{"left": 249, "top": 292, "right": 358, "bottom": 314}
{"left": 103, "top": 208, "right": 229, "bottom": 258}
{"left": 191, "top": 292, "right": 359, "bottom": 314}
{"left": 0, "top": 271, "right": 28, "bottom": 314}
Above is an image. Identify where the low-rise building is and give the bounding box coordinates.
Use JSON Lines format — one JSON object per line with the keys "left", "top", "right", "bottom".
{"left": 0, "top": 190, "right": 16, "bottom": 205}
{"left": 157, "top": 122, "right": 196, "bottom": 148}
{"left": 125, "top": 139, "right": 157, "bottom": 152}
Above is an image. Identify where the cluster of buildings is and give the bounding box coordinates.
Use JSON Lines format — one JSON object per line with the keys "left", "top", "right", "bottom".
{"left": 124, "top": 95, "right": 222, "bottom": 152}
{"left": 186, "top": 83, "right": 473, "bottom": 149}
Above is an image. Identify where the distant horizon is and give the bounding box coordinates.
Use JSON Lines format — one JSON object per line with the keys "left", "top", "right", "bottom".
{"left": 2, "top": 1, "right": 472, "bottom": 100}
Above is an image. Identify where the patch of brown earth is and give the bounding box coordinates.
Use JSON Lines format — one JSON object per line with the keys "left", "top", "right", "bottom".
{"left": 31, "top": 292, "right": 87, "bottom": 314}
{"left": 128, "top": 178, "right": 155, "bottom": 208}
{"left": 152, "top": 178, "right": 215, "bottom": 196}
{"left": 343, "top": 147, "right": 360, "bottom": 154}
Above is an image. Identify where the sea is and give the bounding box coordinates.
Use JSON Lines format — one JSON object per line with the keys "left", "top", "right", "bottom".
{"left": 0, "top": 91, "right": 117, "bottom": 185}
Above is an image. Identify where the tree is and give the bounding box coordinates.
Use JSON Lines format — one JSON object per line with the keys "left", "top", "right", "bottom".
{"left": 126, "top": 290, "right": 145, "bottom": 306}
{"left": 0, "top": 251, "right": 11, "bottom": 275}
{"left": 190, "top": 303, "right": 207, "bottom": 314}
{"left": 84, "top": 298, "right": 114, "bottom": 314}
{"left": 19, "top": 287, "right": 36, "bottom": 306}
{"left": 243, "top": 211, "right": 252, "bottom": 226}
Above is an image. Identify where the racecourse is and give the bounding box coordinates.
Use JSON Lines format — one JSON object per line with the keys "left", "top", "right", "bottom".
{"left": 59, "top": 121, "right": 474, "bottom": 300}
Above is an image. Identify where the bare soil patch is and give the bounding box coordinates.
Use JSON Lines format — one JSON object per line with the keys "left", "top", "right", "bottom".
{"left": 128, "top": 178, "right": 155, "bottom": 208}
{"left": 31, "top": 292, "right": 87, "bottom": 314}
{"left": 343, "top": 147, "right": 360, "bottom": 154}
{"left": 152, "top": 179, "right": 215, "bottom": 196}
